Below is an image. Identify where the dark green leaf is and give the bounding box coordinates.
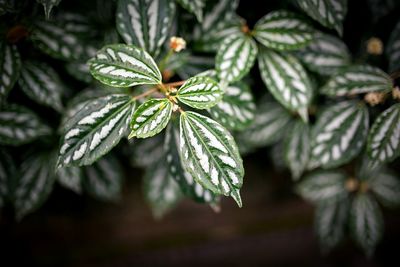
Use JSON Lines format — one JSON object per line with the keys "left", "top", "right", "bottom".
{"left": 0, "top": 41, "right": 21, "bottom": 102}
{"left": 56, "top": 166, "right": 83, "bottom": 194}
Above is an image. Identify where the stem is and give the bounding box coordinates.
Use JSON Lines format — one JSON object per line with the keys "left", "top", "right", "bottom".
{"left": 158, "top": 49, "right": 174, "bottom": 72}
{"left": 164, "top": 80, "right": 186, "bottom": 87}
{"left": 132, "top": 87, "right": 158, "bottom": 100}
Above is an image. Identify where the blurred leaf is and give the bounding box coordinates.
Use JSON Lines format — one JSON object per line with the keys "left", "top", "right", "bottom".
{"left": 176, "top": 0, "right": 205, "bottom": 22}
{"left": 36, "top": 0, "right": 61, "bottom": 19}
{"left": 56, "top": 166, "right": 83, "bottom": 194}
{"left": 368, "top": 169, "right": 400, "bottom": 208}
{"left": 387, "top": 19, "right": 400, "bottom": 72}
{"left": 0, "top": 149, "right": 16, "bottom": 207}
{"left": 0, "top": 41, "right": 21, "bottom": 102}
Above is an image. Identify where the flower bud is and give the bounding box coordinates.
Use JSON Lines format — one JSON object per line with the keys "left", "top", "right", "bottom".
{"left": 169, "top": 36, "right": 186, "bottom": 52}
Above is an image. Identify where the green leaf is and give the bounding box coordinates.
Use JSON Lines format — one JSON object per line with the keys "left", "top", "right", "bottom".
{"left": 321, "top": 65, "right": 392, "bottom": 97}
{"left": 14, "top": 151, "right": 56, "bottom": 220}
{"left": 89, "top": 44, "right": 162, "bottom": 87}
{"left": 129, "top": 98, "right": 172, "bottom": 139}
{"left": 175, "top": 54, "right": 215, "bottom": 80}
{"left": 0, "top": 41, "right": 21, "bottom": 102}
{"left": 369, "top": 170, "right": 400, "bottom": 207}
{"left": 254, "top": 10, "right": 315, "bottom": 51}
{"left": 297, "top": 170, "right": 348, "bottom": 203}
{"left": 350, "top": 193, "right": 383, "bottom": 257}
{"left": 65, "top": 61, "right": 92, "bottom": 83}
{"left": 58, "top": 94, "right": 135, "bottom": 168}
{"left": 0, "top": 104, "right": 51, "bottom": 146}
{"left": 216, "top": 34, "right": 258, "bottom": 84}
{"left": 387, "top": 20, "right": 400, "bottom": 72}
{"left": 309, "top": 101, "right": 369, "bottom": 169}
{"left": 176, "top": 76, "right": 223, "bottom": 109}
{"left": 116, "top": 0, "right": 176, "bottom": 58}
{"left": 56, "top": 166, "right": 83, "bottom": 194}
{"left": 143, "top": 159, "right": 182, "bottom": 219}
{"left": 284, "top": 120, "right": 310, "bottom": 180}
{"left": 209, "top": 82, "right": 256, "bottom": 131}
{"left": 367, "top": 104, "right": 400, "bottom": 164}
{"left": 258, "top": 49, "right": 313, "bottom": 111}
{"left": 165, "top": 123, "right": 219, "bottom": 204}
{"left": 199, "top": 0, "right": 239, "bottom": 34}
{"left": 36, "top": 0, "right": 61, "bottom": 18}
{"left": 176, "top": 0, "right": 205, "bottom": 22}
{"left": 0, "top": 149, "right": 16, "bottom": 207}
{"left": 296, "top": 0, "right": 347, "bottom": 36}
{"left": 18, "top": 61, "right": 65, "bottom": 112}
{"left": 315, "top": 196, "right": 350, "bottom": 251}
{"left": 130, "top": 134, "right": 164, "bottom": 167}
{"left": 82, "top": 155, "right": 123, "bottom": 202}
{"left": 179, "top": 111, "right": 244, "bottom": 206}
{"left": 295, "top": 33, "right": 351, "bottom": 76}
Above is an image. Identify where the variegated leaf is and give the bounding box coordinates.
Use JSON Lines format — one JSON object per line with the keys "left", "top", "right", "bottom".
{"left": 65, "top": 61, "right": 92, "bottom": 83}
{"left": 0, "top": 149, "right": 16, "bottom": 207}
{"left": 296, "top": 0, "right": 347, "bottom": 36}
{"left": 130, "top": 134, "right": 164, "bottom": 167}
{"left": 36, "top": 0, "right": 61, "bottom": 18}
{"left": 0, "top": 41, "right": 21, "bottom": 101}
{"left": 199, "top": 0, "right": 239, "bottom": 33}
{"left": 309, "top": 101, "right": 369, "bottom": 169}
{"left": 254, "top": 10, "right": 315, "bottom": 51}
{"left": 14, "top": 151, "right": 56, "bottom": 220}
{"left": 216, "top": 34, "right": 258, "bottom": 84}
{"left": 143, "top": 160, "right": 183, "bottom": 218}
{"left": 258, "top": 49, "right": 313, "bottom": 110}
{"left": 176, "top": 0, "right": 205, "bottom": 22}
{"left": 56, "top": 166, "right": 83, "bottom": 194}
{"left": 58, "top": 94, "right": 135, "bottom": 168}
{"left": 315, "top": 196, "right": 349, "bottom": 251}
{"left": 297, "top": 170, "right": 348, "bottom": 203}
{"left": 165, "top": 123, "right": 219, "bottom": 204}
{"left": 296, "top": 33, "right": 351, "bottom": 76}
{"left": 175, "top": 54, "right": 215, "bottom": 80}
{"left": 321, "top": 65, "right": 392, "bottom": 97}
{"left": 18, "top": 62, "right": 64, "bottom": 112}
{"left": 350, "top": 193, "right": 383, "bottom": 257}
{"left": 176, "top": 76, "right": 222, "bottom": 109}
{"left": 367, "top": 104, "right": 400, "bottom": 164}
{"left": 179, "top": 111, "right": 244, "bottom": 206}
{"left": 116, "top": 0, "right": 176, "bottom": 58}
{"left": 129, "top": 98, "right": 172, "bottom": 139}
{"left": 387, "top": 19, "right": 400, "bottom": 72}
{"left": 89, "top": 44, "right": 162, "bottom": 87}
{"left": 369, "top": 170, "right": 400, "bottom": 207}
{"left": 82, "top": 155, "right": 123, "bottom": 202}
{"left": 0, "top": 104, "right": 51, "bottom": 146}
{"left": 284, "top": 120, "right": 310, "bottom": 180}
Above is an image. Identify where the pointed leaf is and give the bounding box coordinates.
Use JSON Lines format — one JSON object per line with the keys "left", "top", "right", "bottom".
{"left": 0, "top": 104, "right": 51, "bottom": 146}
{"left": 216, "top": 34, "right": 258, "bottom": 84}
{"left": 36, "top": 0, "right": 61, "bottom": 18}
{"left": 310, "top": 101, "right": 369, "bottom": 169}
{"left": 0, "top": 41, "right": 21, "bottom": 101}
{"left": 176, "top": 0, "right": 205, "bottom": 22}
{"left": 0, "top": 149, "right": 16, "bottom": 207}
{"left": 116, "top": 0, "right": 176, "bottom": 57}
{"left": 89, "top": 44, "right": 162, "bottom": 87}
{"left": 58, "top": 94, "right": 135, "bottom": 168}
{"left": 350, "top": 193, "right": 383, "bottom": 257}
{"left": 176, "top": 76, "right": 223, "bottom": 109}
{"left": 367, "top": 104, "right": 400, "bottom": 164}
{"left": 18, "top": 62, "right": 65, "bottom": 112}
{"left": 258, "top": 49, "right": 313, "bottom": 110}
{"left": 179, "top": 111, "right": 244, "bottom": 206}
{"left": 254, "top": 10, "right": 315, "bottom": 51}
{"left": 199, "top": 0, "right": 239, "bottom": 33}
{"left": 321, "top": 65, "right": 392, "bottom": 97}
{"left": 56, "top": 166, "right": 83, "bottom": 194}
{"left": 369, "top": 170, "right": 400, "bottom": 207}
{"left": 296, "top": 0, "right": 347, "bottom": 35}
{"left": 387, "top": 19, "right": 400, "bottom": 72}
{"left": 129, "top": 98, "right": 172, "bottom": 138}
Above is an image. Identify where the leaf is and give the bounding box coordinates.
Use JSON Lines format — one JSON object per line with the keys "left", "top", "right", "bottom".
{"left": 284, "top": 120, "right": 310, "bottom": 180}
{"left": 315, "top": 197, "right": 350, "bottom": 251}
{"left": 179, "top": 111, "right": 244, "bottom": 206}
{"left": 176, "top": 76, "right": 223, "bottom": 109}
{"left": 350, "top": 193, "right": 383, "bottom": 257}
{"left": 297, "top": 170, "right": 348, "bottom": 203}
{"left": 36, "top": 0, "right": 61, "bottom": 18}
{"left": 309, "top": 101, "right": 369, "bottom": 169}
{"left": 18, "top": 61, "right": 65, "bottom": 112}
{"left": 216, "top": 34, "right": 258, "bottom": 85}
{"left": 89, "top": 44, "right": 162, "bottom": 87}
{"left": 0, "top": 41, "right": 21, "bottom": 102}
{"left": 175, "top": 54, "right": 215, "bottom": 80}
{"left": 0, "top": 104, "right": 51, "bottom": 146}
{"left": 295, "top": 33, "right": 351, "bottom": 76}
{"left": 321, "top": 65, "right": 392, "bottom": 97}
{"left": 165, "top": 122, "right": 219, "bottom": 204}
{"left": 296, "top": 0, "right": 347, "bottom": 36}
{"left": 387, "top": 19, "right": 400, "bottom": 72}
{"left": 130, "top": 134, "right": 164, "bottom": 167}
{"left": 58, "top": 94, "right": 135, "bottom": 168}
{"left": 369, "top": 170, "right": 400, "bottom": 207}
{"left": 209, "top": 82, "right": 256, "bottom": 131}
{"left": 116, "top": 0, "right": 176, "bottom": 58}
{"left": 367, "top": 104, "right": 400, "bottom": 164}
{"left": 258, "top": 49, "right": 313, "bottom": 111}
{"left": 253, "top": 10, "right": 315, "bottom": 51}
{"left": 176, "top": 0, "right": 205, "bottom": 22}
{"left": 129, "top": 98, "right": 172, "bottom": 139}
{"left": 0, "top": 149, "right": 16, "bottom": 207}
{"left": 65, "top": 61, "right": 92, "bottom": 83}
{"left": 14, "top": 151, "right": 56, "bottom": 220}
{"left": 82, "top": 155, "right": 123, "bottom": 202}
{"left": 143, "top": 159, "right": 182, "bottom": 218}
{"left": 199, "top": 0, "right": 239, "bottom": 33}
{"left": 56, "top": 166, "right": 83, "bottom": 194}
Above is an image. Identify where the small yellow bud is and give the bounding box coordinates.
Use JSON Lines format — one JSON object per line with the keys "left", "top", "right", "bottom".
{"left": 169, "top": 87, "right": 177, "bottom": 94}
{"left": 392, "top": 86, "right": 400, "bottom": 100}
{"left": 364, "top": 91, "right": 386, "bottom": 106}
{"left": 366, "top": 37, "right": 383, "bottom": 55}
{"left": 169, "top": 36, "right": 186, "bottom": 52}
